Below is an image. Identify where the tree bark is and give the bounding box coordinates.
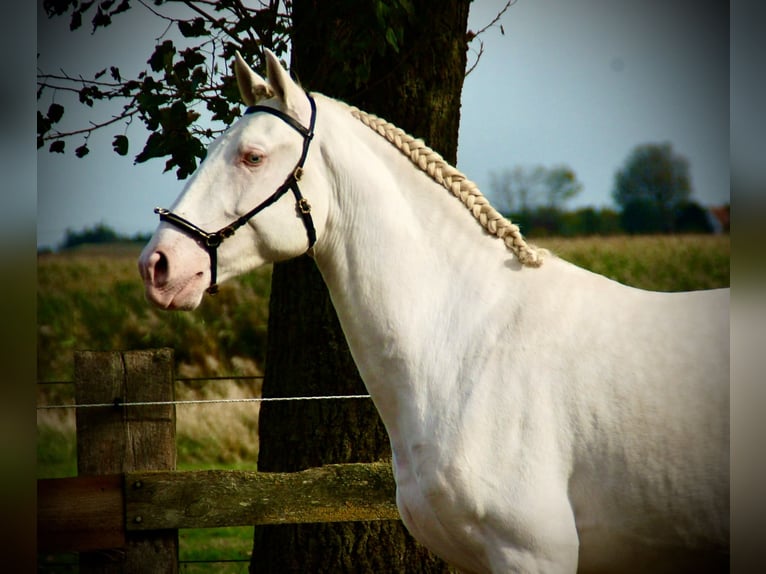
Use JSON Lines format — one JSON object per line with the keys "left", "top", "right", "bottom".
{"left": 252, "top": 2, "right": 470, "bottom": 572}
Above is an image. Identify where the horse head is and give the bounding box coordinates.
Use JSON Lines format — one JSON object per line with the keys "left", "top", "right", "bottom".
{"left": 138, "top": 51, "right": 329, "bottom": 309}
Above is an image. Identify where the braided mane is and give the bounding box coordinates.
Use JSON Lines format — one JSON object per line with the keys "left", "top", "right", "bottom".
{"left": 347, "top": 106, "right": 545, "bottom": 267}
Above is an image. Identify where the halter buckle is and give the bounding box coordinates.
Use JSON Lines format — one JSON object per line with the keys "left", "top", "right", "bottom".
{"left": 293, "top": 166, "right": 304, "bottom": 181}
{"left": 205, "top": 234, "right": 223, "bottom": 248}
{"left": 297, "top": 198, "right": 312, "bottom": 215}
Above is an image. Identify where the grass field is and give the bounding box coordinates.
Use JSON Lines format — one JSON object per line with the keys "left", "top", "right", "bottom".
{"left": 537, "top": 234, "right": 730, "bottom": 291}
{"left": 36, "top": 234, "right": 729, "bottom": 570}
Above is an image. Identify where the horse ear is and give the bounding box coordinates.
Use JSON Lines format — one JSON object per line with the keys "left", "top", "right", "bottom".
{"left": 263, "top": 49, "right": 309, "bottom": 120}
{"left": 234, "top": 51, "right": 273, "bottom": 106}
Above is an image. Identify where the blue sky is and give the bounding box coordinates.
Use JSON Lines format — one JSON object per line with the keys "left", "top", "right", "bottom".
{"left": 37, "top": 0, "right": 729, "bottom": 249}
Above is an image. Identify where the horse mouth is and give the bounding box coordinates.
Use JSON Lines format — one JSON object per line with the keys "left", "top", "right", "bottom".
{"left": 143, "top": 270, "right": 206, "bottom": 311}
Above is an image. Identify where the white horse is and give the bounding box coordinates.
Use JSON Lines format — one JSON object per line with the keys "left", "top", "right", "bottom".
{"left": 139, "top": 51, "right": 729, "bottom": 573}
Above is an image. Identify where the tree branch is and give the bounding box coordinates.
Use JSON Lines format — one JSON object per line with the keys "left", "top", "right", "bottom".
{"left": 42, "top": 108, "right": 140, "bottom": 142}
{"left": 465, "top": 39, "right": 484, "bottom": 77}
{"left": 37, "top": 0, "right": 291, "bottom": 171}
{"left": 473, "top": 0, "right": 515, "bottom": 38}
{"left": 181, "top": 0, "right": 243, "bottom": 46}
{"left": 465, "top": 0, "right": 516, "bottom": 76}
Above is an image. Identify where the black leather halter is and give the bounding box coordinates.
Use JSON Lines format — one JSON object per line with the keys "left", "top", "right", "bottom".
{"left": 154, "top": 94, "right": 317, "bottom": 294}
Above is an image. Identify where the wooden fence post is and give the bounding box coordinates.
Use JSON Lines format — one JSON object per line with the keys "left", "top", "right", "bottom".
{"left": 74, "top": 348, "right": 178, "bottom": 573}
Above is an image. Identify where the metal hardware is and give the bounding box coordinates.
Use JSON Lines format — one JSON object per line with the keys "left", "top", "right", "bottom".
{"left": 297, "top": 198, "right": 312, "bottom": 215}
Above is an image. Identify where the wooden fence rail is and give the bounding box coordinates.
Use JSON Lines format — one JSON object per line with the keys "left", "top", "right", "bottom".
{"left": 37, "top": 349, "right": 399, "bottom": 571}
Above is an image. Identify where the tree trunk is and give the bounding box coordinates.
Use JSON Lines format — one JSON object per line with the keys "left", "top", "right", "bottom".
{"left": 251, "top": 2, "right": 470, "bottom": 572}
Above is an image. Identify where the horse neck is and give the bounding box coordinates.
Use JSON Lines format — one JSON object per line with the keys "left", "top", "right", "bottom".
{"left": 312, "top": 99, "right": 529, "bottom": 429}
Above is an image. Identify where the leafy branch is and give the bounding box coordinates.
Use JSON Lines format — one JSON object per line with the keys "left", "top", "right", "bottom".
{"left": 38, "top": 0, "right": 291, "bottom": 178}
{"left": 38, "top": 0, "right": 509, "bottom": 179}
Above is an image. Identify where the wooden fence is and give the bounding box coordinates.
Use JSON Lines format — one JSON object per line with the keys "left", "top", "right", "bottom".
{"left": 37, "top": 348, "right": 399, "bottom": 572}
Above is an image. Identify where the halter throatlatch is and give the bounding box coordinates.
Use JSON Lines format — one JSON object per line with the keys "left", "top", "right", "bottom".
{"left": 154, "top": 94, "right": 317, "bottom": 295}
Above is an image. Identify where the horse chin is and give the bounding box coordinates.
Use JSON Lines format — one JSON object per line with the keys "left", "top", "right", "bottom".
{"left": 143, "top": 273, "right": 207, "bottom": 311}
{"left": 168, "top": 288, "right": 205, "bottom": 311}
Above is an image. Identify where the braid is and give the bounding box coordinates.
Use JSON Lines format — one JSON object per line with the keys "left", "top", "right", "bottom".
{"left": 348, "top": 107, "right": 544, "bottom": 267}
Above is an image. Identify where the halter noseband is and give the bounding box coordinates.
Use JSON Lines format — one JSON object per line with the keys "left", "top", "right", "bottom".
{"left": 154, "top": 94, "right": 317, "bottom": 295}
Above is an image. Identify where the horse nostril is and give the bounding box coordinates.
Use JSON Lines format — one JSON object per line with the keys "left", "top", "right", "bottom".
{"left": 150, "top": 251, "right": 169, "bottom": 286}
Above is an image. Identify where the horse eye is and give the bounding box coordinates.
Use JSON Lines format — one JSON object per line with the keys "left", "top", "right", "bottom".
{"left": 244, "top": 152, "right": 263, "bottom": 166}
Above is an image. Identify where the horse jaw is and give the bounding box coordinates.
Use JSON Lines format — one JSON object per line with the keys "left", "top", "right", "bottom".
{"left": 138, "top": 232, "right": 210, "bottom": 311}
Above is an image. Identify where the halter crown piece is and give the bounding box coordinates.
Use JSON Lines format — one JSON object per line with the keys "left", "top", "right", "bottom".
{"left": 154, "top": 94, "right": 317, "bottom": 294}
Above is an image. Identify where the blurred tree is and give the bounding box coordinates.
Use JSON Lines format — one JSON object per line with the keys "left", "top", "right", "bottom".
{"left": 489, "top": 164, "right": 582, "bottom": 236}
{"left": 489, "top": 164, "right": 582, "bottom": 215}
{"left": 675, "top": 201, "right": 715, "bottom": 233}
{"left": 58, "top": 223, "right": 152, "bottom": 249}
{"left": 612, "top": 142, "right": 692, "bottom": 233}
{"left": 557, "top": 207, "right": 622, "bottom": 237}
{"left": 544, "top": 165, "right": 584, "bottom": 209}
{"left": 60, "top": 222, "right": 119, "bottom": 248}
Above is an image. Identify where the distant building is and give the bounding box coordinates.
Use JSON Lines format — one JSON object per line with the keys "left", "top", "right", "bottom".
{"left": 707, "top": 205, "right": 730, "bottom": 234}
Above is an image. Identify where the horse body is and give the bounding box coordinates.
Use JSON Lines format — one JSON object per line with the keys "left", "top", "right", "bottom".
{"left": 139, "top": 52, "right": 729, "bottom": 573}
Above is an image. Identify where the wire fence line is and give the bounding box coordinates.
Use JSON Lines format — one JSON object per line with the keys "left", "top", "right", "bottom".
{"left": 37, "top": 394, "right": 373, "bottom": 411}
{"left": 37, "top": 375, "right": 266, "bottom": 385}
{"left": 36, "top": 374, "right": 371, "bottom": 411}
{"left": 37, "top": 355, "right": 375, "bottom": 568}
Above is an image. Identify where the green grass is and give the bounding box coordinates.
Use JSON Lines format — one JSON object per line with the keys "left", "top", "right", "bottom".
{"left": 36, "top": 235, "right": 729, "bottom": 568}
{"left": 536, "top": 234, "right": 729, "bottom": 291}
{"left": 37, "top": 244, "right": 272, "bottom": 384}
{"left": 36, "top": 425, "right": 77, "bottom": 479}
{"left": 179, "top": 527, "right": 253, "bottom": 573}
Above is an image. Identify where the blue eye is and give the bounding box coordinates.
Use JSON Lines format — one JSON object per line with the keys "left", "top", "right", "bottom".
{"left": 244, "top": 152, "right": 263, "bottom": 166}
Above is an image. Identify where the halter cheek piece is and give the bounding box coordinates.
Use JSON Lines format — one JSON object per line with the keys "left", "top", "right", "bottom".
{"left": 153, "top": 95, "right": 317, "bottom": 295}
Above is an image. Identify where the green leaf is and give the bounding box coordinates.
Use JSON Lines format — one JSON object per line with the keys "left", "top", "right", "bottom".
{"left": 49, "top": 140, "right": 65, "bottom": 154}
{"left": 112, "top": 0, "right": 130, "bottom": 16}
{"left": 69, "top": 10, "right": 82, "bottom": 31}
{"left": 91, "top": 7, "right": 111, "bottom": 30}
{"left": 190, "top": 66, "right": 207, "bottom": 89}
{"left": 166, "top": 101, "right": 190, "bottom": 126}
{"left": 43, "top": 0, "right": 78, "bottom": 17}
{"left": 135, "top": 132, "right": 166, "bottom": 164}
{"left": 172, "top": 60, "right": 190, "bottom": 81}
{"left": 181, "top": 47, "right": 206, "bottom": 68}
{"left": 38, "top": 110, "right": 51, "bottom": 134}
{"left": 148, "top": 40, "right": 176, "bottom": 72}
{"left": 112, "top": 134, "right": 129, "bottom": 156}
{"left": 385, "top": 28, "right": 400, "bottom": 52}
{"left": 47, "top": 103, "right": 65, "bottom": 124}
{"left": 178, "top": 17, "right": 207, "bottom": 38}
{"left": 78, "top": 85, "right": 104, "bottom": 106}
{"left": 75, "top": 144, "right": 90, "bottom": 158}
{"left": 398, "top": 0, "right": 415, "bottom": 17}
